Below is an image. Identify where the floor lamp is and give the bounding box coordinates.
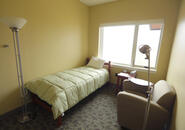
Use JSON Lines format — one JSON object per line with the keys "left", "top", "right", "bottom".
{"left": 139, "top": 44, "right": 153, "bottom": 130}
{"left": 0, "top": 17, "right": 31, "bottom": 123}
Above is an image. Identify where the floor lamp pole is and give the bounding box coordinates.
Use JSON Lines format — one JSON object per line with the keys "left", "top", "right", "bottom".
{"left": 11, "top": 27, "right": 30, "bottom": 123}
{"left": 142, "top": 52, "right": 153, "bottom": 130}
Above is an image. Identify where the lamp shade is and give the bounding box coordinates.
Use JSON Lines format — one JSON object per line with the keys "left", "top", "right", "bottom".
{"left": 139, "top": 44, "right": 151, "bottom": 54}
{"left": 0, "top": 17, "right": 27, "bottom": 29}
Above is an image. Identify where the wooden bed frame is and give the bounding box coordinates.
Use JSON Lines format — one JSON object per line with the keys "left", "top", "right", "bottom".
{"left": 31, "top": 58, "right": 111, "bottom": 127}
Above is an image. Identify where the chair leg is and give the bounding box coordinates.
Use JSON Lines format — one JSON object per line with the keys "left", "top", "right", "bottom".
{"left": 57, "top": 116, "right": 62, "bottom": 127}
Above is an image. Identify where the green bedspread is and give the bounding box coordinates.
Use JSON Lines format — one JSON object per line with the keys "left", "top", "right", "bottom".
{"left": 25, "top": 66, "right": 109, "bottom": 119}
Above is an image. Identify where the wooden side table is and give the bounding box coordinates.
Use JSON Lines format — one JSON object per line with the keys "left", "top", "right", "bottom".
{"left": 116, "top": 72, "right": 132, "bottom": 93}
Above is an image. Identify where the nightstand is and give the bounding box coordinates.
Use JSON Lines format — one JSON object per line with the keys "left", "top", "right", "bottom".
{"left": 115, "top": 72, "right": 132, "bottom": 93}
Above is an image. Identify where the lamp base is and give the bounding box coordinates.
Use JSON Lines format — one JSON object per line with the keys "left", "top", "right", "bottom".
{"left": 17, "top": 112, "right": 31, "bottom": 123}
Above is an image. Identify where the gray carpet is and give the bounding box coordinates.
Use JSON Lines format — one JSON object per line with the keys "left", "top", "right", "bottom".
{"left": 0, "top": 84, "right": 126, "bottom": 130}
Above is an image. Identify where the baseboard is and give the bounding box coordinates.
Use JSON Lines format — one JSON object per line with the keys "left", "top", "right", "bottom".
{"left": 0, "top": 106, "right": 22, "bottom": 120}
{"left": 0, "top": 103, "right": 32, "bottom": 120}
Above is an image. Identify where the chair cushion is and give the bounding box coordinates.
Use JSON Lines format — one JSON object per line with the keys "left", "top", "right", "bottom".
{"left": 152, "top": 80, "right": 176, "bottom": 110}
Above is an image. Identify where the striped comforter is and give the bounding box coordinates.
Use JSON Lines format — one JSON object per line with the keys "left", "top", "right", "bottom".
{"left": 25, "top": 66, "right": 109, "bottom": 119}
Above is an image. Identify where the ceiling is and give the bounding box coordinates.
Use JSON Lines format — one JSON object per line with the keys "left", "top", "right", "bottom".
{"left": 80, "top": 0, "right": 118, "bottom": 6}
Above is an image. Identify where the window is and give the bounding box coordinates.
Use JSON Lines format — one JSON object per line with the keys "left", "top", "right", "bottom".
{"left": 99, "top": 21, "right": 164, "bottom": 70}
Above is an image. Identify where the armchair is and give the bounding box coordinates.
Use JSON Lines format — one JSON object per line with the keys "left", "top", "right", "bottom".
{"left": 117, "top": 80, "right": 176, "bottom": 130}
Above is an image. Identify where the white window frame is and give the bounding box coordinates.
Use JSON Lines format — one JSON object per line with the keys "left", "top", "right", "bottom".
{"left": 98, "top": 19, "right": 164, "bottom": 72}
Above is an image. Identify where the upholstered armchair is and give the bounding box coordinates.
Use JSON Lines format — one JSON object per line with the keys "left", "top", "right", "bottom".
{"left": 117, "top": 80, "right": 176, "bottom": 130}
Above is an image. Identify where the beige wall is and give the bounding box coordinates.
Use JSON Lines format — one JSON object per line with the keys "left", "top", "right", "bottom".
{"left": 89, "top": 0, "right": 180, "bottom": 84}
{"left": 0, "top": 0, "right": 89, "bottom": 115}
{"left": 167, "top": 0, "right": 185, "bottom": 129}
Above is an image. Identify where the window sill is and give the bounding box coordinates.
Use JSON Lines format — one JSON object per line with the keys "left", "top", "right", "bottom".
{"left": 111, "top": 63, "right": 157, "bottom": 73}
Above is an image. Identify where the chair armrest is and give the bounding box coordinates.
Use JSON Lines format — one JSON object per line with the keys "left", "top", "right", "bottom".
{"left": 117, "top": 91, "right": 169, "bottom": 130}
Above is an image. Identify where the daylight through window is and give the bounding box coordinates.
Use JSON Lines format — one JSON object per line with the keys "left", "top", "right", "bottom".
{"left": 98, "top": 21, "right": 163, "bottom": 69}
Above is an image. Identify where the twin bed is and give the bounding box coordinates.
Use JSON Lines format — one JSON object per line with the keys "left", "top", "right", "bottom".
{"left": 25, "top": 58, "right": 111, "bottom": 126}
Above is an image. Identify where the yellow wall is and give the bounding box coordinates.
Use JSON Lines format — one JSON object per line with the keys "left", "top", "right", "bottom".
{"left": 89, "top": 0, "right": 180, "bottom": 84}
{"left": 0, "top": 0, "right": 89, "bottom": 115}
{"left": 167, "top": 0, "right": 185, "bottom": 129}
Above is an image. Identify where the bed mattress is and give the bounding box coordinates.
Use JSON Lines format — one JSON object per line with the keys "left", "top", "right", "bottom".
{"left": 25, "top": 66, "right": 109, "bottom": 119}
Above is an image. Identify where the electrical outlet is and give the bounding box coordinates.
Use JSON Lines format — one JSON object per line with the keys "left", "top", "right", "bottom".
{"left": 1, "top": 44, "right": 9, "bottom": 48}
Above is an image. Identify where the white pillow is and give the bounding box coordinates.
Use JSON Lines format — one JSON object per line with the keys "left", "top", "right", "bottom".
{"left": 87, "top": 57, "right": 105, "bottom": 69}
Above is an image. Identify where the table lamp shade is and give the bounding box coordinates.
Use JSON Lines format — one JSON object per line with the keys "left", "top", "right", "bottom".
{"left": 0, "top": 17, "right": 27, "bottom": 29}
